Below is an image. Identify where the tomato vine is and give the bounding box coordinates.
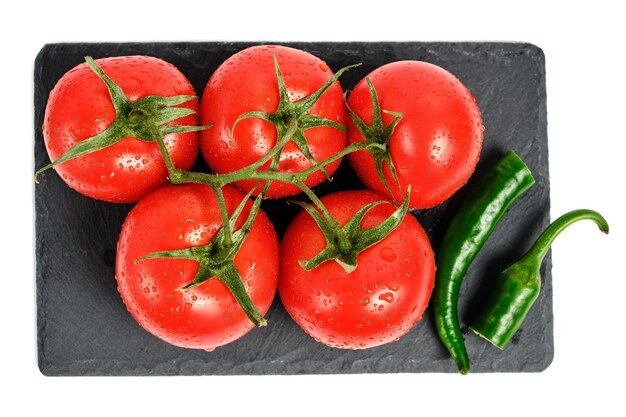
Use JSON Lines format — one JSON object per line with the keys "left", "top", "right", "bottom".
{"left": 37, "top": 55, "right": 412, "bottom": 327}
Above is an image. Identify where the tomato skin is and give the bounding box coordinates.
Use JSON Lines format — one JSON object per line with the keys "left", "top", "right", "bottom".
{"left": 115, "top": 184, "right": 279, "bottom": 350}
{"left": 278, "top": 190, "right": 436, "bottom": 349}
{"left": 199, "top": 45, "right": 346, "bottom": 198}
{"left": 42, "top": 56, "right": 200, "bottom": 203}
{"left": 347, "top": 61, "right": 483, "bottom": 209}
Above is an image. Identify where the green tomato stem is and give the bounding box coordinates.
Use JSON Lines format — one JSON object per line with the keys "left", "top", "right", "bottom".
{"left": 294, "top": 179, "right": 338, "bottom": 226}
{"left": 151, "top": 124, "right": 178, "bottom": 178}
{"left": 522, "top": 209, "right": 609, "bottom": 265}
{"left": 212, "top": 185, "right": 233, "bottom": 247}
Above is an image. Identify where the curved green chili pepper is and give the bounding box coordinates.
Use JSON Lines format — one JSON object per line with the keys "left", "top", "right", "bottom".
{"left": 469, "top": 209, "right": 609, "bottom": 349}
{"left": 433, "top": 150, "right": 535, "bottom": 374}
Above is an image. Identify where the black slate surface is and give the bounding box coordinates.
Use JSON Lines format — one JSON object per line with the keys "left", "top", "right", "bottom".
{"left": 34, "top": 42, "right": 552, "bottom": 376}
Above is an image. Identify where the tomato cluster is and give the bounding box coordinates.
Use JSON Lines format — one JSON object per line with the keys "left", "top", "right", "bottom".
{"left": 39, "top": 45, "right": 483, "bottom": 352}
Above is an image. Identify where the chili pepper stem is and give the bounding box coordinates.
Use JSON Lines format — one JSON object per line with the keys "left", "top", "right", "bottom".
{"left": 520, "top": 209, "right": 609, "bottom": 267}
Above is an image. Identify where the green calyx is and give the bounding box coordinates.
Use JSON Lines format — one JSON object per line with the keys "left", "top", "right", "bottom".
{"left": 34, "top": 56, "right": 211, "bottom": 183}
{"left": 295, "top": 188, "right": 410, "bottom": 273}
{"left": 348, "top": 78, "right": 403, "bottom": 199}
{"left": 136, "top": 185, "right": 268, "bottom": 327}
{"left": 232, "top": 54, "right": 360, "bottom": 177}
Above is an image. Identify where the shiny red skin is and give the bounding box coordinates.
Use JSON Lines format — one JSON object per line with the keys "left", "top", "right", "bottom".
{"left": 116, "top": 184, "right": 279, "bottom": 350}
{"left": 279, "top": 190, "right": 436, "bottom": 349}
{"left": 42, "top": 56, "right": 200, "bottom": 203}
{"left": 199, "top": 45, "right": 346, "bottom": 198}
{"left": 347, "top": 61, "right": 483, "bottom": 209}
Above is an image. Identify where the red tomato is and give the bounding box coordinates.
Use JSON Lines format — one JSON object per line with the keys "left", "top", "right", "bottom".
{"left": 199, "top": 45, "right": 346, "bottom": 198}
{"left": 279, "top": 190, "right": 436, "bottom": 349}
{"left": 347, "top": 61, "right": 483, "bottom": 209}
{"left": 42, "top": 56, "right": 200, "bottom": 203}
{"left": 115, "top": 184, "right": 279, "bottom": 350}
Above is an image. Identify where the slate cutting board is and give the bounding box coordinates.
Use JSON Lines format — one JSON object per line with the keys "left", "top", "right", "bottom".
{"left": 34, "top": 42, "right": 552, "bottom": 376}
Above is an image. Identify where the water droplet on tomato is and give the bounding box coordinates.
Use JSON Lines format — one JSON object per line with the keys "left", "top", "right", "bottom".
{"left": 380, "top": 247, "right": 397, "bottom": 262}
{"left": 99, "top": 171, "right": 115, "bottom": 183}
{"left": 379, "top": 292, "right": 394, "bottom": 303}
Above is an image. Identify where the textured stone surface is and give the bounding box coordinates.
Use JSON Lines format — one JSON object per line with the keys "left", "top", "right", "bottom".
{"left": 35, "top": 42, "right": 551, "bottom": 375}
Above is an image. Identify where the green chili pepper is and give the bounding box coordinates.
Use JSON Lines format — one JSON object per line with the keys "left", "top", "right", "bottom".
{"left": 469, "top": 209, "right": 609, "bottom": 349}
{"left": 433, "top": 150, "right": 535, "bottom": 375}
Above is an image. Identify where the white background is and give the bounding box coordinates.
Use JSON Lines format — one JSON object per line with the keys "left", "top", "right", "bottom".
{"left": 3, "top": 1, "right": 624, "bottom": 415}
